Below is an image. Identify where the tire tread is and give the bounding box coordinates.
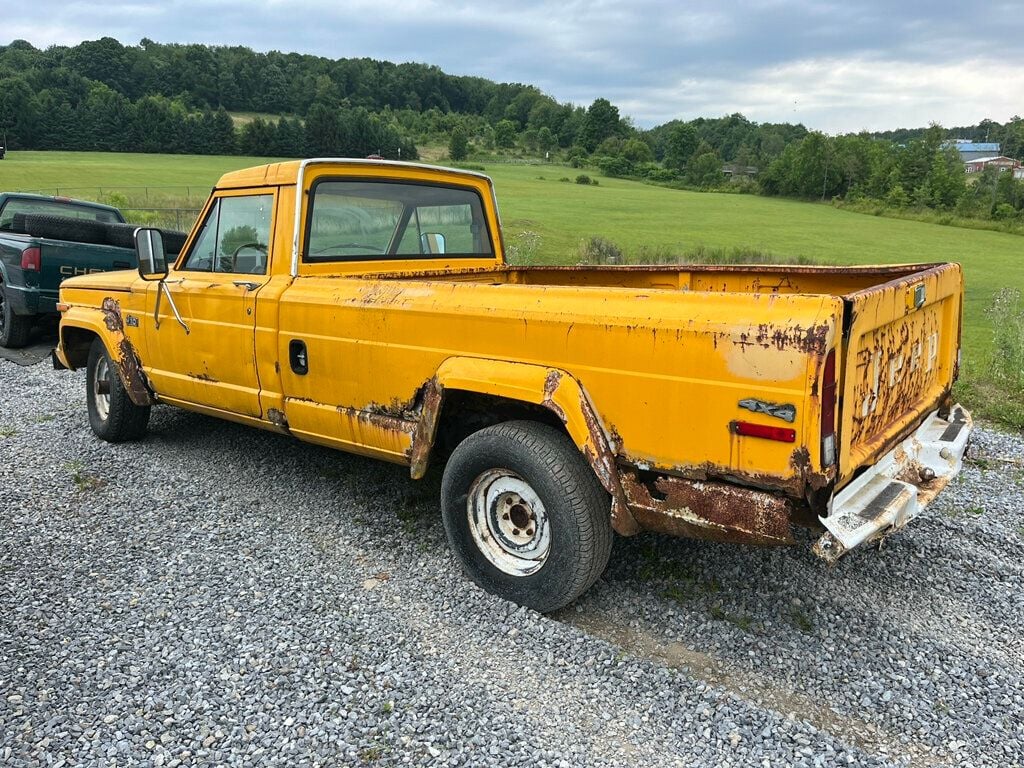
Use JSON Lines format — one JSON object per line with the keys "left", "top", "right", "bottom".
{"left": 441, "top": 420, "right": 612, "bottom": 612}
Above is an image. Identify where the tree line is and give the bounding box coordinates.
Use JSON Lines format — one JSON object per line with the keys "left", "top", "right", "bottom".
{"left": 1, "top": 37, "right": 1021, "bottom": 223}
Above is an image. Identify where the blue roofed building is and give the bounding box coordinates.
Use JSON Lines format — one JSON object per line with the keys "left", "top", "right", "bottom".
{"left": 943, "top": 140, "right": 1002, "bottom": 162}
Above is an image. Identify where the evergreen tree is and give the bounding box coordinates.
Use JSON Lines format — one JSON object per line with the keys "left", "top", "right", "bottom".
{"left": 448, "top": 125, "right": 469, "bottom": 160}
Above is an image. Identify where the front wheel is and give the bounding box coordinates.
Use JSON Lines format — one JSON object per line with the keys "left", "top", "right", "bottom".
{"left": 86, "top": 338, "right": 150, "bottom": 442}
{"left": 441, "top": 420, "right": 612, "bottom": 613}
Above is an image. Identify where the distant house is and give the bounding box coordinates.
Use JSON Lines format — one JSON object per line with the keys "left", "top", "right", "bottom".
{"left": 964, "top": 156, "right": 1021, "bottom": 174}
{"left": 722, "top": 162, "right": 758, "bottom": 177}
{"left": 1014, "top": 167, "right": 1024, "bottom": 180}
{"left": 944, "top": 140, "right": 1001, "bottom": 162}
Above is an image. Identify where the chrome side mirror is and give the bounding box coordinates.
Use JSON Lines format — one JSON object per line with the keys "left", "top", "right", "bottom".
{"left": 135, "top": 228, "right": 169, "bottom": 281}
{"left": 420, "top": 232, "right": 446, "bottom": 255}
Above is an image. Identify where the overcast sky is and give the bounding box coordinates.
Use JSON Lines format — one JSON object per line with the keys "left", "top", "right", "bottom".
{"left": 5, "top": 1, "right": 1023, "bottom": 133}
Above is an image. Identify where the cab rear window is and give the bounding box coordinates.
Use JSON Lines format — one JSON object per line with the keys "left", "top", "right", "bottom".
{"left": 304, "top": 180, "right": 493, "bottom": 262}
{"left": 0, "top": 199, "right": 123, "bottom": 230}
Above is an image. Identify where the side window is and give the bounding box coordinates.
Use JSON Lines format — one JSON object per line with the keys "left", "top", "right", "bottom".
{"left": 182, "top": 194, "right": 273, "bottom": 274}
{"left": 182, "top": 200, "right": 219, "bottom": 271}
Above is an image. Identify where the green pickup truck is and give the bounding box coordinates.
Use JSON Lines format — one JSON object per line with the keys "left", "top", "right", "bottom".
{"left": 0, "top": 193, "right": 140, "bottom": 347}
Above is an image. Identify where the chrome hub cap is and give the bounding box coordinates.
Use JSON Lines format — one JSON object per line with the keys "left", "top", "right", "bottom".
{"left": 467, "top": 469, "right": 550, "bottom": 576}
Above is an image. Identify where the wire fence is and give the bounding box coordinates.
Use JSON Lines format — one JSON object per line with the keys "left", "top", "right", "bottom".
{"left": 14, "top": 186, "right": 204, "bottom": 230}
{"left": 15, "top": 185, "right": 208, "bottom": 201}
{"left": 122, "top": 208, "right": 202, "bottom": 231}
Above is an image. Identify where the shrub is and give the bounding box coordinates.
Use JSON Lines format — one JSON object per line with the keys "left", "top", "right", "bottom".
{"left": 505, "top": 230, "right": 542, "bottom": 264}
{"left": 645, "top": 168, "right": 678, "bottom": 183}
{"left": 567, "top": 146, "right": 588, "bottom": 168}
{"left": 992, "top": 203, "right": 1017, "bottom": 220}
{"left": 576, "top": 236, "right": 623, "bottom": 264}
{"left": 886, "top": 184, "right": 909, "bottom": 209}
{"left": 448, "top": 127, "right": 469, "bottom": 161}
{"left": 101, "top": 191, "right": 130, "bottom": 210}
{"left": 595, "top": 155, "right": 633, "bottom": 178}
{"left": 575, "top": 174, "right": 593, "bottom": 185}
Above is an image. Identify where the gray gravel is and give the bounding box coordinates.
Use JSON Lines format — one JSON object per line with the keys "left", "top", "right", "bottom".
{"left": 1, "top": 356, "right": 1022, "bottom": 767}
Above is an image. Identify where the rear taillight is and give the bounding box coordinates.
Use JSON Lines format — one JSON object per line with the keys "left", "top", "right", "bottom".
{"left": 732, "top": 420, "right": 796, "bottom": 443}
{"left": 820, "top": 349, "right": 837, "bottom": 467}
{"left": 20, "top": 246, "right": 41, "bottom": 272}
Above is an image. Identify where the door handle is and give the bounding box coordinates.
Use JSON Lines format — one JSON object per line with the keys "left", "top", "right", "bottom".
{"left": 289, "top": 340, "right": 308, "bottom": 375}
{"left": 233, "top": 280, "right": 260, "bottom": 291}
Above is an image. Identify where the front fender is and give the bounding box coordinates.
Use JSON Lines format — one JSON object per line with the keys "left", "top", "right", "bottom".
{"left": 410, "top": 356, "right": 639, "bottom": 536}
{"left": 57, "top": 297, "right": 154, "bottom": 406}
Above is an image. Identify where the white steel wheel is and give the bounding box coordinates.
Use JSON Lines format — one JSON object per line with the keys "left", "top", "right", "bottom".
{"left": 91, "top": 352, "right": 112, "bottom": 422}
{"left": 467, "top": 469, "right": 551, "bottom": 576}
{"left": 441, "top": 420, "right": 613, "bottom": 613}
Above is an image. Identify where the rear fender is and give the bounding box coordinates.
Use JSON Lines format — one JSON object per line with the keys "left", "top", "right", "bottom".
{"left": 58, "top": 299, "right": 154, "bottom": 406}
{"left": 410, "top": 357, "right": 639, "bottom": 535}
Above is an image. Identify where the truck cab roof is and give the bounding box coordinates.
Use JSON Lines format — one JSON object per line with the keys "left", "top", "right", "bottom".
{"left": 215, "top": 158, "right": 493, "bottom": 190}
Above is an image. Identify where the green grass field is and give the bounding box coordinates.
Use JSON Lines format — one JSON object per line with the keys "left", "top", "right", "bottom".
{"left": 2, "top": 151, "right": 1021, "bottom": 427}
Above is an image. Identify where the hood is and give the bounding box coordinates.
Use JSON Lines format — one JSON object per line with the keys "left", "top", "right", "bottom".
{"left": 60, "top": 269, "right": 140, "bottom": 293}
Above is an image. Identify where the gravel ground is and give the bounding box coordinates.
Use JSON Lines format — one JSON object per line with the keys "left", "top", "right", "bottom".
{"left": 1, "top": 357, "right": 1022, "bottom": 767}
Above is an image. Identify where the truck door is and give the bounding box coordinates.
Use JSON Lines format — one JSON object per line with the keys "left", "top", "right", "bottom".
{"left": 143, "top": 191, "right": 275, "bottom": 417}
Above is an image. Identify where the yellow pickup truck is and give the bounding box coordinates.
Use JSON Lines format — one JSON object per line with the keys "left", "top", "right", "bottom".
{"left": 54, "top": 159, "right": 972, "bottom": 611}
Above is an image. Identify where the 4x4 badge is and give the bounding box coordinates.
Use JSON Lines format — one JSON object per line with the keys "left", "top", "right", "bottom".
{"left": 738, "top": 398, "right": 796, "bottom": 423}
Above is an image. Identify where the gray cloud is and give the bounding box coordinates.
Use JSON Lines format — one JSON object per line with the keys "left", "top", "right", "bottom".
{"left": 5, "top": 1, "right": 1024, "bottom": 132}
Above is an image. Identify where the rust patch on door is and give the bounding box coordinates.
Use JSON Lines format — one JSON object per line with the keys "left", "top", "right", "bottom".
{"left": 338, "top": 403, "right": 416, "bottom": 435}
{"left": 267, "top": 408, "right": 289, "bottom": 431}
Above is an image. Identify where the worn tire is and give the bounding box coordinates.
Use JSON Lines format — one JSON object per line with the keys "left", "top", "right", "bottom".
{"left": 440, "top": 420, "right": 612, "bottom": 613}
{"left": 161, "top": 229, "right": 188, "bottom": 256}
{"left": 0, "top": 278, "right": 33, "bottom": 348}
{"left": 86, "top": 337, "right": 150, "bottom": 442}
{"left": 22, "top": 214, "right": 108, "bottom": 245}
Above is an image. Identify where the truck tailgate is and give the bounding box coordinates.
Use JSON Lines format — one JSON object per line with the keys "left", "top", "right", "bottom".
{"left": 838, "top": 263, "right": 963, "bottom": 484}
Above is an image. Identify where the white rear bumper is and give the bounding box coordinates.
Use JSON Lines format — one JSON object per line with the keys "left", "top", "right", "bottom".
{"left": 813, "top": 404, "right": 972, "bottom": 564}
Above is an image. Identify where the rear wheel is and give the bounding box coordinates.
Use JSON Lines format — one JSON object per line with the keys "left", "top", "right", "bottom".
{"left": 441, "top": 420, "right": 612, "bottom": 613}
{"left": 0, "top": 278, "right": 32, "bottom": 348}
{"left": 86, "top": 337, "right": 150, "bottom": 442}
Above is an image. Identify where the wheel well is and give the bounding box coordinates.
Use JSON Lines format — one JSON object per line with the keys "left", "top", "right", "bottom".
{"left": 61, "top": 327, "right": 99, "bottom": 369}
{"left": 433, "top": 389, "right": 567, "bottom": 462}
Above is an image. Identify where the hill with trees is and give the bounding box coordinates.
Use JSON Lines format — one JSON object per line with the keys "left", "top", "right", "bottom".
{"left": 1, "top": 37, "right": 1022, "bottom": 226}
